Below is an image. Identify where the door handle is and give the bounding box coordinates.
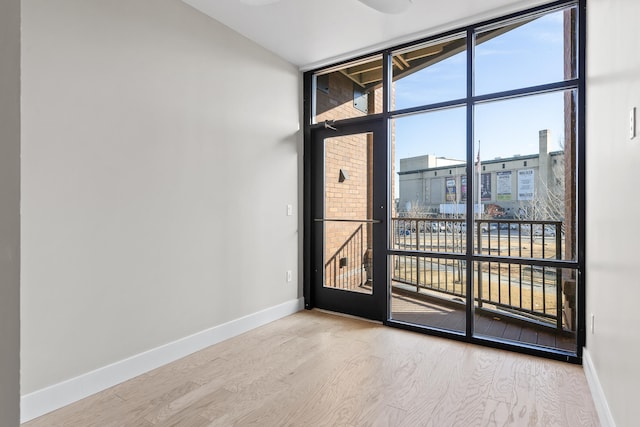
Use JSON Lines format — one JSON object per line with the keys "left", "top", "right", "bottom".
{"left": 314, "top": 218, "right": 382, "bottom": 224}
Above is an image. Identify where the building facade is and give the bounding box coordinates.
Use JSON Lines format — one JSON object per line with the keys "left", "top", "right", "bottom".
{"left": 398, "top": 130, "right": 564, "bottom": 220}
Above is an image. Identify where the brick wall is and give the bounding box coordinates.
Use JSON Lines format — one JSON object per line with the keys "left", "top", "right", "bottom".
{"left": 317, "top": 72, "right": 383, "bottom": 290}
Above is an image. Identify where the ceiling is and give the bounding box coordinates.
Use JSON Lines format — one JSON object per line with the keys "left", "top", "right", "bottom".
{"left": 181, "top": 0, "right": 549, "bottom": 70}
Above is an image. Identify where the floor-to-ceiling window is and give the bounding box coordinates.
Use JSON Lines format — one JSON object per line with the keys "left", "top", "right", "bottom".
{"left": 305, "top": 0, "right": 585, "bottom": 363}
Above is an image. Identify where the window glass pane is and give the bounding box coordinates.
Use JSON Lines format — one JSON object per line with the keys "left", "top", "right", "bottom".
{"left": 323, "top": 133, "right": 374, "bottom": 295}
{"left": 473, "top": 90, "right": 577, "bottom": 261}
{"left": 391, "top": 255, "right": 466, "bottom": 333}
{"left": 392, "top": 107, "right": 467, "bottom": 254}
{"left": 313, "top": 55, "right": 383, "bottom": 123}
{"left": 475, "top": 6, "right": 577, "bottom": 95}
{"left": 392, "top": 35, "right": 466, "bottom": 110}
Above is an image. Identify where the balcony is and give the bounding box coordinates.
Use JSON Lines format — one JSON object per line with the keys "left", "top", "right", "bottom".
{"left": 390, "top": 217, "right": 576, "bottom": 352}
{"left": 321, "top": 216, "right": 577, "bottom": 352}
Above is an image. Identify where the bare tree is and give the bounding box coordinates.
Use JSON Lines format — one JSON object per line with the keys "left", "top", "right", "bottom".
{"left": 515, "top": 156, "right": 565, "bottom": 224}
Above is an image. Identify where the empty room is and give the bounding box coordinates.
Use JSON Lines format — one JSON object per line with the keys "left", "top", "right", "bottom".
{"left": 1, "top": 0, "right": 638, "bottom": 426}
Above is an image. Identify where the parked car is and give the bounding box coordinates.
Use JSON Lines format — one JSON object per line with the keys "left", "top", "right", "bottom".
{"left": 429, "top": 221, "right": 446, "bottom": 232}
{"left": 481, "top": 223, "right": 498, "bottom": 233}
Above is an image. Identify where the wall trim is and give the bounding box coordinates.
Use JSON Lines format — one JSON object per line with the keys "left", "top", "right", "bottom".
{"left": 21, "top": 297, "right": 304, "bottom": 423}
{"left": 583, "top": 347, "right": 616, "bottom": 427}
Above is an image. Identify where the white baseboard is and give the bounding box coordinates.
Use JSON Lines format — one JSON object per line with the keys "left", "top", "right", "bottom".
{"left": 583, "top": 348, "right": 616, "bottom": 427}
{"left": 21, "top": 297, "right": 304, "bottom": 423}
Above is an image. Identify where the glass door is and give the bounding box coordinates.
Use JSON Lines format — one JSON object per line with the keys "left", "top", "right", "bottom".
{"left": 309, "top": 121, "right": 386, "bottom": 321}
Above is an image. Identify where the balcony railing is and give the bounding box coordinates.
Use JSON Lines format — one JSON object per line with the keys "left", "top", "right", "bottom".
{"left": 325, "top": 224, "right": 368, "bottom": 291}
{"left": 391, "top": 217, "right": 568, "bottom": 331}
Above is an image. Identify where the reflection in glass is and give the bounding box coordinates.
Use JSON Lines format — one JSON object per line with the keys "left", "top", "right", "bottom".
{"left": 392, "top": 35, "right": 466, "bottom": 111}
{"left": 313, "top": 55, "right": 383, "bottom": 124}
{"left": 475, "top": 6, "right": 577, "bottom": 95}
{"left": 323, "top": 133, "right": 373, "bottom": 294}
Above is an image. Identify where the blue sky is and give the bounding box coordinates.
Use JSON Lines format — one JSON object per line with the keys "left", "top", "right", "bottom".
{"left": 393, "top": 9, "right": 570, "bottom": 179}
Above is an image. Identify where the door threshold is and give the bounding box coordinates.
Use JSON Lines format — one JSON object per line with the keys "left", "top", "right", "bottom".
{"left": 312, "top": 308, "right": 383, "bottom": 325}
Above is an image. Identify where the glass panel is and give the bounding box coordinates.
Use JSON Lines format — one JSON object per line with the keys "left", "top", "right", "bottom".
{"left": 393, "top": 218, "right": 466, "bottom": 253}
{"left": 390, "top": 255, "right": 466, "bottom": 333}
{"left": 473, "top": 263, "right": 577, "bottom": 353}
{"left": 475, "top": 6, "right": 577, "bottom": 95}
{"left": 392, "top": 34, "right": 466, "bottom": 110}
{"left": 393, "top": 108, "right": 468, "bottom": 254}
{"left": 313, "top": 55, "right": 383, "bottom": 123}
{"left": 473, "top": 90, "right": 577, "bottom": 261}
{"left": 323, "top": 133, "right": 373, "bottom": 294}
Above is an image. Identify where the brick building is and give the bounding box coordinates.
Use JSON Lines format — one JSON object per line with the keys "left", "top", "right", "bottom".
{"left": 315, "top": 70, "right": 383, "bottom": 291}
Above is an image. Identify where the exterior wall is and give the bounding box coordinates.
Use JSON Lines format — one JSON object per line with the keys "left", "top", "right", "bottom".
{"left": 586, "top": 0, "right": 640, "bottom": 425}
{"left": 21, "top": 0, "right": 300, "bottom": 397}
{"left": 315, "top": 72, "right": 382, "bottom": 123}
{"left": 315, "top": 72, "right": 382, "bottom": 290}
{"left": 0, "top": 0, "right": 21, "bottom": 425}
{"left": 398, "top": 130, "right": 564, "bottom": 219}
{"left": 324, "top": 133, "right": 372, "bottom": 289}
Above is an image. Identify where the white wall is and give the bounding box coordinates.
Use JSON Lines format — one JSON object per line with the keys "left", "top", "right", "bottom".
{"left": 21, "top": 0, "right": 300, "bottom": 399}
{"left": 0, "top": 0, "right": 21, "bottom": 425}
{"left": 586, "top": 0, "right": 640, "bottom": 426}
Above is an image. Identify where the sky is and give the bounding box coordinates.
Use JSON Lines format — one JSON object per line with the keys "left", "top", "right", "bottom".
{"left": 393, "top": 8, "right": 572, "bottom": 182}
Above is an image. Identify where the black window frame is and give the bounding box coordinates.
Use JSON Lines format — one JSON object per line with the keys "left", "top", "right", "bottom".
{"left": 304, "top": 0, "right": 586, "bottom": 364}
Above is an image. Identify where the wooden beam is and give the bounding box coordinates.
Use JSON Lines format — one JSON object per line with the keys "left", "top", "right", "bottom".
{"left": 345, "top": 59, "right": 383, "bottom": 76}
{"left": 358, "top": 69, "right": 383, "bottom": 85}
{"left": 404, "top": 45, "right": 444, "bottom": 61}
{"left": 339, "top": 69, "right": 365, "bottom": 88}
{"left": 396, "top": 54, "right": 410, "bottom": 68}
{"left": 392, "top": 56, "right": 405, "bottom": 71}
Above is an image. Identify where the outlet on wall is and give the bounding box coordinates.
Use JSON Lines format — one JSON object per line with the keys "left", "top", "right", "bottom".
{"left": 286, "top": 270, "right": 292, "bottom": 282}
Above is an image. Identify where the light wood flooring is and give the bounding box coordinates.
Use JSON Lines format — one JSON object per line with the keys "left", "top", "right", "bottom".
{"left": 23, "top": 310, "right": 599, "bottom": 427}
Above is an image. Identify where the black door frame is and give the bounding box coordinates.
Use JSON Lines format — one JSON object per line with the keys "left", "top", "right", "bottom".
{"left": 306, "top": 120, "right": 387, "bottom": 321}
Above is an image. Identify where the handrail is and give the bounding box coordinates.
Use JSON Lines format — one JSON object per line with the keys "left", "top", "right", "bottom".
{"left": 390, "top": 216, "right": 568, "bottom": 331}
{"left": 315, "top": 218, "right": 381, "bottom": 223}
{"left": 324, "top": 224, "right": 366, "bottom": 291}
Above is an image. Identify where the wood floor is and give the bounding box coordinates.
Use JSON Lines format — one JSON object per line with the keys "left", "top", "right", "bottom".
{"left": 23, "top": 310, "right": 599, "bottom": 427}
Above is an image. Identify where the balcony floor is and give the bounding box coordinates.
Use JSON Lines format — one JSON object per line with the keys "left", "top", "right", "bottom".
{"left": 391, "top": 292, "right": 576, "bottom": 352}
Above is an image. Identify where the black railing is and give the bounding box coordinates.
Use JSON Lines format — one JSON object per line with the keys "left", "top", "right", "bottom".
{"left": 391, "top": 217, "right": 566, "bottom": 330}
{"left": 325, "top": 224, "right": 367, "bottom": 290}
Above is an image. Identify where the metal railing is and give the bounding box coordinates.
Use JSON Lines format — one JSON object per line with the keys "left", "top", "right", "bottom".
{"left": 391, "top": 217, "right": 567, "bottom": 330}
{"left": 325, "top": 224, "right": 367, "bottom": 290}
